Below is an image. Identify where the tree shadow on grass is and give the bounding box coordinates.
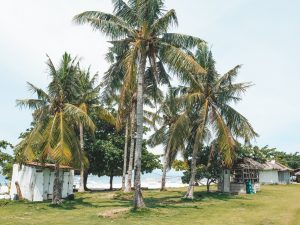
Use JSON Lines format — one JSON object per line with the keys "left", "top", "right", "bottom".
{"left": 48, "top": 197, "right": 130, "bottom": 210}
{"left": 142, "top": 191, "right": 249, "bottom": 210}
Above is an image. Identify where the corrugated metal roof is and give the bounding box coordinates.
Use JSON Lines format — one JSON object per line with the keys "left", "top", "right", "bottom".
{"left": 24, "top": 162, "right": 73, "bottom": 169}
{"left": 261, "top": 160, "right": 292, "bottom": 171}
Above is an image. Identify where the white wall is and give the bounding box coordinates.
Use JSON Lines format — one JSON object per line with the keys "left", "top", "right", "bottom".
{"left": 259, "top": 170, "right": 279, "bottom": 184}
{"left": 10, "top": 164, "right": 74, "bottom": 202}
{"left": 278, "top": 171, "right": 290, "bottom": 184}
{"left": 10, "top": 164, "right": 36, "bottom": 201}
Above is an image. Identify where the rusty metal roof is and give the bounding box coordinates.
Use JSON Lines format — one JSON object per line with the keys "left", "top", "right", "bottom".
{"left": 24, "top": 162, "right": 73, "bottom": 170}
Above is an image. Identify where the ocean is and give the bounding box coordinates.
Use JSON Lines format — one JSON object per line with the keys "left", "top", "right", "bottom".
{"left": 74, "top": 169, "right": 187, "bottom": 189}
{"left": 0, "top": 174, "right": 6, "bottom": 184}
{"left": 1, "top": 169, "right": 187, "bottom": 189}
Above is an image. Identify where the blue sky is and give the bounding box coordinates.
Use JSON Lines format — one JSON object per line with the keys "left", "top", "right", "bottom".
{"left": 0, "top": 0, "right": 299, "bottom": 154}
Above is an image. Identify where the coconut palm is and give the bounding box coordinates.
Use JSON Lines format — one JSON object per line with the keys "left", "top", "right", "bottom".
{"left": 16, "top": 53, "right": 95, "bottom": 204}
{"left": 75, "top": 68, "right": 101, "bottom": 192}
{"left": 178, "top": 45, "right": 258, "bottom": 199}
{"left": 74, "top": 0, "right": 205, "bottom": 208}
{"left": 102, "top": 41, "right": 168, "bottom": 193}
{"left": 148, "top": 88, "right": 187, "bottom": 191}
{"left": 76, "top": 67, "right": 117, "bottom": 192}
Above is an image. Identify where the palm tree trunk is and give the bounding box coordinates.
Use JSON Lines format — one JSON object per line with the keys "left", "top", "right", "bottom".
{"left": 84, "top": 170, "right": 89, "bottom": 191}
{"left": 52, "top": 163, "right": 62, "bottom": 204}
{"left": 161, "top": 146, "right": 171, "bottom": 191}
{"left": 78, "top": 122, "right": 85, "bottom": 193}
{"left": 184, "top": 142, "right": 199, "bottom": 199}
{"left": 133, "top": 51, "right": 146, "bottom": 209}
{"left": 109, "top": 173, "right": 114, "bottom": 190}
{"left": 125, "top": 108, "right": 135, "bottom": 192}
{"left": 206, "top": 179, "right": 210, "bottom": 193}
{"left": 185, "top": 101, "right": 209, "bottom": 199}
{"left": 122, "top": 119, "right": 129, "bottom": 191}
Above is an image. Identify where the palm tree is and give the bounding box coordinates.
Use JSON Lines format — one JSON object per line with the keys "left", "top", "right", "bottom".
{"left": 148, "top": 88, "right": 187, "bottom": 191}
{"left": 178, "top": 45, "right": 258, "bottom": 199}
{"left": 75, "top": 68, "right": 101, "bottom": 192}
{"left": 102, "top": 41, "right": 168, "bottom": 193}
{"left": 76, "top": 67, "right": 117, "bottom": 192}
{"left": 16, "top": 53, "right": 95, "bottom": 204}
{"left": 73, "top": 0, "right": 205, "bottom": 208}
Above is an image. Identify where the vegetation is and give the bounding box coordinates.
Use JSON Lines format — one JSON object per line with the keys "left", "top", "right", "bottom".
{"left": 236, "top": 144, "right": 300, "bottom": 169}
{"left": 173, "top": 145, "right": 223, "bottom": 193}
{"left": 0, "top": 185, "right": 299, "bottom": 225}
{"left": 85, "top": 118, "right": 161, "bottom": 190}
{"left": 4, "top": 0, "right": 298, "bottom": 219}
{"left": 73, "top": 0, "right": 206, "bottom": 208}
{"left": 159, "top": 45, "right": 257, "bottom": 199}
{"left": 0, "top": 140, "right": 13, "bottom": 180}
{"left": 16, "top": 53, "right": 95, "bottom": 204}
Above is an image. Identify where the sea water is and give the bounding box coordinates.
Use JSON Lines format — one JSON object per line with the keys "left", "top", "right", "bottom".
{"left": 0, "top": 174, "right": 6, "bottom": 184}
{"left": 74, "top": 169, "right": 188, "bottom": 189}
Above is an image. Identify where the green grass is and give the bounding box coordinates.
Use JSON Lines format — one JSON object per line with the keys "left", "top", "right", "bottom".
{"left": 0, "top": 185, "right": 299, "bottom": 225}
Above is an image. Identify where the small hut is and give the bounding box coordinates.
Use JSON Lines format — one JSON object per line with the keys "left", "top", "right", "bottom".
{"left": 10, "top": 163, "right": 74, "bottom": 202}
{"left": 259, "top": 160, "right": 292, "bottom": 184}
{"left": 218, "top": 158, "right": 264, "bottom": 194}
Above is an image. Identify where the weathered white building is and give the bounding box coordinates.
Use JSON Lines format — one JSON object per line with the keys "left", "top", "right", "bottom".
{"left": 10, "top": 163, "right": 74, "bottom": 201}
{"left": 259, "top": 160, "right": 292, "bottom": 184}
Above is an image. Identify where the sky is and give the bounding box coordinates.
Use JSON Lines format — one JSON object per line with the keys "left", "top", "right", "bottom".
{"left": 0, "top": 0, "right": 299, "bottom": 155}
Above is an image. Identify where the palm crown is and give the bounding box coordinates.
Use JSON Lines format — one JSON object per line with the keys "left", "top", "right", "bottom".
{"left": 16, "top": 53, "right": 95, "bottom": 166}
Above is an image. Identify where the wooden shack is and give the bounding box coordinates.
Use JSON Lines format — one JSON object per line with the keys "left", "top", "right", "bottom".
{"left": 218, "top": 158, "right": 264, "bottom": 194}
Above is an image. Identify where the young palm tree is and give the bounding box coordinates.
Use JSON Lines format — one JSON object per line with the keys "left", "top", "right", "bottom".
{"left": 76, "top": 68, "right": 117, "bottom": 192}
{"left": 16, "top": 53, "right": 95, "bottom": 204}
{"left": 73, "top": 0, "right": 205, "bottom": 208}
{"left": 179, "top": 45, "right": 258, "bottom": 199}
{"left": 75, "top": 69, "right": 101, "bottom": 192}
{"left": 148, "top": 88, "right": 187, "bottom": 191}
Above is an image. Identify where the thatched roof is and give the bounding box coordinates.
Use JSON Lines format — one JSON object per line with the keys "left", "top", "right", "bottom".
{"left": 261, "top": 160, "right": 292, "bottom": 171}
{"left": 233, "top": 157, "right": 264, "bottom": 170}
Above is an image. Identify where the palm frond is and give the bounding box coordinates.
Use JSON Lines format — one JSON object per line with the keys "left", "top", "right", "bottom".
{"left": 161, "top": 33, "right": 205, "bottom": 49}
{"left": 151, "top": 9, "right": 178, "bottom": 34}
{"left": 64, "top": 103, "right": 95, "bottom": 132}
{"left": 73, "top": 11, "right": 135, "bottom": 39}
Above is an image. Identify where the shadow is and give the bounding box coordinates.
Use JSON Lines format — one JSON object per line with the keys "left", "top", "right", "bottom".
{"left": 48, "top": 197, "right": 132, "bottom": 210}
{"left": 137, "top": 190, "right": 248, "bottom": 210}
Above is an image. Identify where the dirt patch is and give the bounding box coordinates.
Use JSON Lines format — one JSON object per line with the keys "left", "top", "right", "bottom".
{"left": 97, "top": 208, "right": 130, "bottom": 218}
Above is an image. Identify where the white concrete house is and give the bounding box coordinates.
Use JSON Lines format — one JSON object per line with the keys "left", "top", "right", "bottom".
{"left": 259, "top": 160, "right": 292, "bottom": 184}
{"left": 10, "top": 162, "right": 74, "bottom": 201}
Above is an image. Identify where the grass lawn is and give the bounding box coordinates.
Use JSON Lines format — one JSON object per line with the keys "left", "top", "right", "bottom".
{"left": 0, "top": 185, "right": 299, "bottom": 225}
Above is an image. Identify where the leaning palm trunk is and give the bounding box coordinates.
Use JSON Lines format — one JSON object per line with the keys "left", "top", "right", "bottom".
{"left": 78, "top": 122, "right": 85, "bottom": 192}
{"left": 185, "top": 104, "right": 209, "bottom": 199}
{"left": 161, "top": 146, "right": 171, "bottom": 191}
{"left": 122, "top": 119, "right": 129, "bottom": 191}
{"left": 125, "top": 108, "right": 135, "bottom": 192}
{"left": 52, "top": 163, "right": 62, "bottom": 204}
{"left": 133, "top": 52, "right": 146, "bottom": 209}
